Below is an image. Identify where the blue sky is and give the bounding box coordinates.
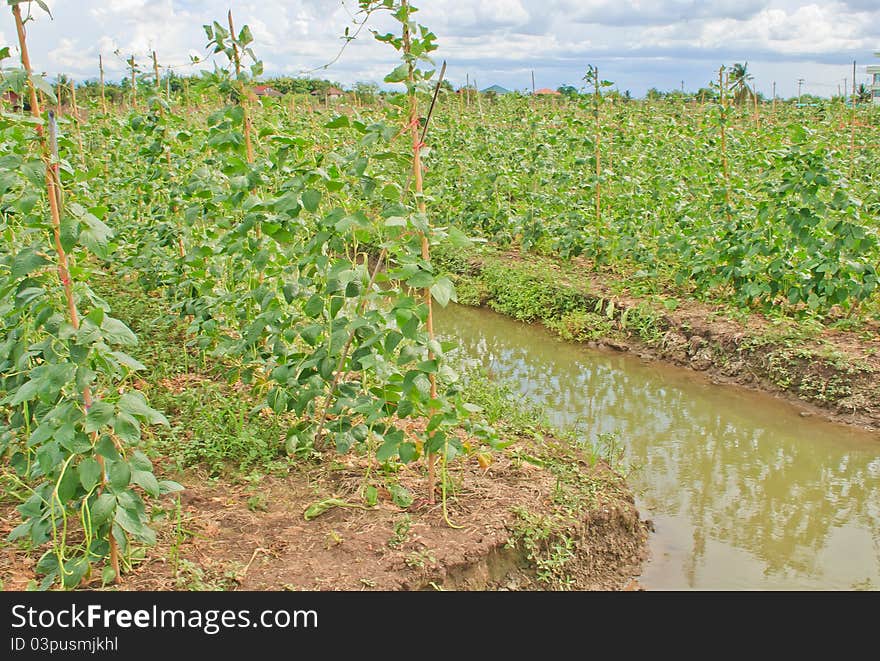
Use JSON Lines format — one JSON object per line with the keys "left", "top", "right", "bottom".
{"left": 3, "top": 1, "right": 879, "bottom": 98}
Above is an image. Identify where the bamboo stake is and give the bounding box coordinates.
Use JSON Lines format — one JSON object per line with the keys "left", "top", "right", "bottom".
{"left": 593, "top": 67, "right": 602, "bottom": 252}
{"left": 11, "top": 3, "right": 120, "bottom": 583}
{"left": 403, "top": 0, "right": 438, "bottom": 504}
{"left": 98, "top": 54, "right": 107, "bottom": 113}
{"left": 55, "top": 77, "right": 63, "bottom": 116}
{"left": 313, "top": 63, "right": 447, "bottom": 452}
{"left": 68, "top": 80, "right": 86, "bottom": 166}
{"left": 849, "top": 59, "right": 857, "bottom": 179}
{"left": 228, "top": 10, "right": 254, "bottom": 165}
{"left": 752, "top": 83, "right": 759, "bottom": 130}
{"left": 128, "top": 55, "right": 137, "bottom": 106}
{"left": 152, "top": 50, "right": 160, "bottom": 90}
{"left": 718, "top": 67, "right": 731, "bottom": 215}
{"left": 473, "top": 77, "right": 483, "bottom": 119}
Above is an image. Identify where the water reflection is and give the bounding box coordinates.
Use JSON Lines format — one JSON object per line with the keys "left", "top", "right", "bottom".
{"left": 436, "top": 303, "right": 880, "bottom": 590}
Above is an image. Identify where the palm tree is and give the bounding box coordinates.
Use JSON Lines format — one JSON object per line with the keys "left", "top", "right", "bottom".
{"left": 728, "top": 62, "right": 753, "bottom": 105}
{"left": 856, "top": 83, "right": 871, "bottom": 104}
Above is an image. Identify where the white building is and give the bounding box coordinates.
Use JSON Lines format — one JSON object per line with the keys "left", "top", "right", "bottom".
{"left": 869, "top": 52, "right": 880, "bottom": 105}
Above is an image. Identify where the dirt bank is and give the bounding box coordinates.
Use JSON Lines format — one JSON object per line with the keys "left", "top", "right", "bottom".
{"left": 0, "top": 438, "right": 648, "bottom": 591}
{"left": 435, "top": 245, "right": 880, "bottom": 432}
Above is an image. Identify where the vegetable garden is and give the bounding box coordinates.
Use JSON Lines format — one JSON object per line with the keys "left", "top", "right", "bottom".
{"left": 1, "top": 0, "right": 878, "bottom": 589}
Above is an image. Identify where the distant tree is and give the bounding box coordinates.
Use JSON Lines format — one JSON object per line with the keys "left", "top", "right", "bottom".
{"left": 727, "top": 62, "right": 754, "bottom": 105}
{"left": 646, "top": 87, "right": 663, "bottom": 100}
{"left": 557, "top": 84, "right": 579, "bottom": 99}
{"left": 696, "top": 86, "right": 719, "bottom": 102}
{"left": 354, "top": 81, "right": 379, "bottom": 103}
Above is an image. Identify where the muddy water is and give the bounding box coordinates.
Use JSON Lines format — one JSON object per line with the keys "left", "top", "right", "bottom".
{"left": 435, "top": 303, "right": 880, "bottom": 590}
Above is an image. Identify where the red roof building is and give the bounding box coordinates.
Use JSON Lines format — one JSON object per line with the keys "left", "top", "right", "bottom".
{"left": 253, "top": 85, "right": 282, "bottom": 97}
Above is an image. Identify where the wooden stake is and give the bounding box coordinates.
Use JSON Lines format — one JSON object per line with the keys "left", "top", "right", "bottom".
{"left": 12, "top": 3, "right": 120, "bottom": 584}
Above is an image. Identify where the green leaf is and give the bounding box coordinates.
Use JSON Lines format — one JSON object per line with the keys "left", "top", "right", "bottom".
{"left": 118, "top": 391, "right": 168, "bottom": 426}
{"left": 131, "top": 470, "right": 161, "bottom": 497}
{"left": 34, "top": 0, "right": 53, "bottom": 17}
{"left": 7, "top": 378, "right": 41, "bottom": 405}
{"left": 301, "top": 189, "right": 321, "bottom": 213}
{"left": 430, "top": 277, "right": 455, "bottom": 307}
{"left": 77, "top": 212, "right": 114, "bottom": 257}
{"left": 90, "top": 493, "right": 116, "bottom": 526}
{"left": 304, "top": 294, "right": 324, "bottom": 318}
{"left": 59, "top": 217, "right": 80, "bottom": 253}
{"left": 406, "top": 270, "right": 434, "bottom": 288}
{"left": 108, "top": 459, "right": 131, "bottom": 491}
{"left": 11, "top": 248, "right": 50, "bottom": 280}
{"left": 129, "top": 450, "right": 152, "bottom": 472}
{"left": 384, "top": 63, "right": 409, "bottom": 83}
{"left": 85, "top": 401, "right": 115, "bottom": 433}
{"left": 78, "top": 458, "right": 102, "bottom": 492}
{"left": 364, "top": 485, "right": 378, "bottom": 506}
{"left": 324, "top": 115, "right": 350, "bottom": 129}
{"left": 238, "top": 24, "right": 253, "bottom": 46}
{"left": 303, "top": 497, "right": 350, "bottom": 521}
{"left": 95, "top": 435, "right": 120, "bottom": 461}
{"left": 61, "top": 557, "right": 89, "bottom": 589}
{"left": 447, "top": 226, "right": 473, "bottom": 248}
{"left": 112, "top": 412, "right": 141, "bottom": 443}
{"left": 101, "top": 317, "right": 137, "bottom": 346}
{"left": 159, "top": 480, "right": 184, "bottom": 494}
{"left": 388, "top": 484, "right": 413, "bottom": 508}
{"left": 110, "top": 351, "right": 147, "bottom": 371}
{"left": 115, "top": 506, "right": 156, "bottom": 544}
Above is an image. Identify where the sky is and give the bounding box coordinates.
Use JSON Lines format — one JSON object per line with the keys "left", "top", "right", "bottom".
{"left": 2, "top": 1, "right": 879, "bottom": 98}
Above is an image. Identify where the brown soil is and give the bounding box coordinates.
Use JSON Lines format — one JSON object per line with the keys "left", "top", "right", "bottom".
{"left": 450, "top": 247, "right": 880, "bottom": 432}
{"left": 0, "top": 441, "right": 648, "bottom": 592}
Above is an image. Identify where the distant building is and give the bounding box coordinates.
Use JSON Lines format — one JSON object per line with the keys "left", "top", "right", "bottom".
{"left": 534, "top": 88, "right": 561, "bottom": 96}
{"left": 311, "top": 86, "right": 344, "bottom": 101}
{"left": 253, "top": 85, "right": 282, "bottom": 98}
{"left": 481, "top": 84, "right": 510, "bottom": 95}
{"left": 869, "top": 52, "right": 880, "bottom": 105}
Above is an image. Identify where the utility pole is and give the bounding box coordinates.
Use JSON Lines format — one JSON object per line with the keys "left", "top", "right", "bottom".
{"left": 797, "top": 78, "right": 804, "bottom": 105}
{"left": 531, "top": 69, "right": 535, "bottom": 96}
{"left": 681, "top": 79, "right": 684, "bottom": 93}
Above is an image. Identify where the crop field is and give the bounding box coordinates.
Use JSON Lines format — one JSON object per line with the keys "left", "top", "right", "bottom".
{"left": 1, "top": 0, "right": 878, "bottom": 590}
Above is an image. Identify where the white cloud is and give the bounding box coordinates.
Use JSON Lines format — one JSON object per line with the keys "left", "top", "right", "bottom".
{"left": 2, "top": 0, "right": 878, "bottom": 98}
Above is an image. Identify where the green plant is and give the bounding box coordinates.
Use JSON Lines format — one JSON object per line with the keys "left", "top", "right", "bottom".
{"left": 388, "top": 513, "right": 412, "bottom": 548}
